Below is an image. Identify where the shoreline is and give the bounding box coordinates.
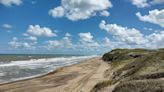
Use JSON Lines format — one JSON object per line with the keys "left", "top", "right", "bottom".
{"left": 0, "top": 57, "right": 99, "bottom": 85}
{"left": 0, "top": 57, "right": 109, "bottom": 92}
{"left": 0, "top": 55, "right": 98, "bottom": 85}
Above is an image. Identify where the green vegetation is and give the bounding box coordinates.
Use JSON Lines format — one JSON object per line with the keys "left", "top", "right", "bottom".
{"left": 92, "top": 48, "right": 164, "bottom": 92}
{"left": 113, "top": 79, "right": 164, "bottom": 92}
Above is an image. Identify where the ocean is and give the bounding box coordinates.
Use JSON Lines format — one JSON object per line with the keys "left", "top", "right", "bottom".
{"left": 0, "top": 54, "right": 98, "bottom": 84}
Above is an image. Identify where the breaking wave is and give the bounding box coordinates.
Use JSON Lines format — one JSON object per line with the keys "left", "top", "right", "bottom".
{"left": 0, "top": 55, "right": 98, "bottom": 84}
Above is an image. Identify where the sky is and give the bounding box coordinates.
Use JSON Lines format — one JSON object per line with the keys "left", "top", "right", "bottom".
{"left": 0, "top": 0, "right": 164, "bottom": 55}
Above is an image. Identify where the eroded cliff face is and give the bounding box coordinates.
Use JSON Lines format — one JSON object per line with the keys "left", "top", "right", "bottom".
{"left": 92, "top": 48, "right": 164, "bottom": 92}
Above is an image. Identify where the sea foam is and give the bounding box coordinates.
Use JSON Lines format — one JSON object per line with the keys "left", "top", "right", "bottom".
{"left": 0, "top": 55, "right": 98, "bottom": 84}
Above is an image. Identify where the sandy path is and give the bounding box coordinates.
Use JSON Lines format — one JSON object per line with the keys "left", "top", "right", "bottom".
{"left": 0, "top": 58, "right": 109, "bottom": 92}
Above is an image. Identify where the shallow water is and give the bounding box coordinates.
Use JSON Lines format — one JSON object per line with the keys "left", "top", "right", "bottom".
{"left": 0, "top": 55, "right": 97, "bottom": 84}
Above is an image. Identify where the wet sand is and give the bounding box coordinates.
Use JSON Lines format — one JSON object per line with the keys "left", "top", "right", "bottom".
{"left": 0, "top": 57, "right": 109, "bottom": 92}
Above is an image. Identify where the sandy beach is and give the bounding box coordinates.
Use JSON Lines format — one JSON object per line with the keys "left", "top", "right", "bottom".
{"left": 0, "top": 57, "right": 109, "bottom": 92}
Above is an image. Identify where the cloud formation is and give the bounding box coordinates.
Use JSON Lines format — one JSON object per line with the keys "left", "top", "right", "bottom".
{"left": 49, "top": 6, "right": 65, "bottom": 18}
{"left": 46, "top": 33, "right": 73, "bottom": 49}
{"left": 136, "top": 9, "right": 164, "bottom": 27}
{"left": 100, "top": 10, "right": 110, "bottom": 17}
{"left": 0, "top": 0, "right": 22, "bottom": 7}
{"left": 99, "top": 20, "right": 164, "bottom": 49}
{"left": 78, "top": 32, "right": 93, "bottom": 42}
{"left": 9, "top": 25, "right": 58, "bottom": 50}
{"left": 77, "top": 32, "right": 100, "bottom": 51}
{"left": 150, "top": 0, "right": 164, "bottom": 4}
{"left": 49, "top": 0, "right": 112, "bottom": 21}
{"left": 25, "top": 36, "right": 37, "bottom": 41}
{"left": 2, "top": 24, "right": 12, "bottom": 29}
{"left": 8, "top": 37, "right": 36, "bottom": 49}
{"left": 130, "top": 0, "right": 149, "bottom": 8}
{"left": 27, "top": 25, "right": 57, "bottom": 37}
{"left": 99, "top": 20, "right": 146, "bottom": 45}
{"left": 130, "top": 0, "right": 164, "bottom": 8}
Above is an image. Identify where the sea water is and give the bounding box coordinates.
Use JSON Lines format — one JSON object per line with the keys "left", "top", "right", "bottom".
{"left": 0, "top": 54, "right": 97, "bottom": 84}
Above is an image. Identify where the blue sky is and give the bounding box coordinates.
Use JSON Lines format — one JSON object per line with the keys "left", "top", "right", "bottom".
{"left": 0, "top": 0, "right": 164, "bottom": 55}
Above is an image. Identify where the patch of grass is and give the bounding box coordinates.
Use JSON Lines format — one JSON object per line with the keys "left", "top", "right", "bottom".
{"left": 113, "top": 79, "right": 164, "bottom": 92}
{"left": 91, "top": 80, "right": 115, "bottom": 92}
{"left": 127, "top": 71, "right": 164, "bottom": 81}
{"left": 112, "top": 55, "right": 150, "bottom": 80}
{"left": 102, "top": 48, "right": 152, "bottom": 62}
{"left": 111, "top": 59, "right": 135, "bottom": 70}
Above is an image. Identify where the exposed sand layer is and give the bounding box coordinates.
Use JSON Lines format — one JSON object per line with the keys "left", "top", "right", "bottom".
{"left": 0, "top": 58, "right": 109, "bottom": 92}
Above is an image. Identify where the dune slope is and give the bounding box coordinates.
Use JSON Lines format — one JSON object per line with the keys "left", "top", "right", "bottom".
{"left": 92, "top": 48, "right": 164, "bottom": 92}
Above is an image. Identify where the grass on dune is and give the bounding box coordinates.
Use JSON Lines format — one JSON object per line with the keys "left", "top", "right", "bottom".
{"left": 92, "top": 48, "right": 164, "bottom": 92}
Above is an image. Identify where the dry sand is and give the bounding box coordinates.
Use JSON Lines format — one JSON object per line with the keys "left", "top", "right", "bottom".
{"left": 0, "top": 57, "right": 110, "bottom": 92}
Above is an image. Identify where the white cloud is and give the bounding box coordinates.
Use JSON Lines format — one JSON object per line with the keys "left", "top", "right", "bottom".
{"left": 65, "top": 33, "right": 71, "bottom": 37}
{"left": 99, "top": 20, "right": 146, "bottom": 45}
{"left": 2, "top": 24, "right": 12, "bottom": 29}
{"left": 8, "top": 25, "right": 59, "bottom": 50}
{"left": 45, "top": 32, "right": 101, "bottom": 52}
{"left": 145, "top": 31, "right": 164, "bottom": 48}
{"left": 78, "top": 41, "right": 100, "bottom": 50}
{"left": 46, "top": 36, "right": 73, "bottom": 49}
{"left": 150, "top": 0, "right": 164, "bottom": 4}
{"left": 99, "top": 20, "right": 164, "bottom": 49}
{"left": 78, "top": 32, "right": 93, "bottom": 42}
{"left": 27, "top": 25, "right": 57, "bottom": 37}
{"left": 100, "top": 37, "right": 132, "bottom": 51}
{"left": 9, "top": 37, "right": 36, "bottom": 49}
{"left": 25, "top": 36, "right": 37, "bottom": 41}
{"left": 100, "top": 10, "right": 110, "bottom": 17}
{"left": 102, "top": 37, "right": 114, "bottom": 48}
{"left": 49, "top": 6, "right": 65, "bottom": 18}
{"left": 130, "top": 0, "right": 164, "bottom": 8}
{"left": 49, "top": 0, "right": 112, "bottom": 21}
{"left": 136, "top": 9, "right": 164, "bottom": 27}
{"left": 77, "top": 32, "right": 100, "bottom": 51}
{"left": 0, "top": 0, "right": 22, "bottom": 7}
{"left": 130, "top": 0, "right": 149, "bottom": 8}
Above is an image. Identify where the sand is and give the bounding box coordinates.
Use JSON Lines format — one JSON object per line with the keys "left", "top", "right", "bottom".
{"left": 0, "top": 57, "right": 110, "bottom": 92}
